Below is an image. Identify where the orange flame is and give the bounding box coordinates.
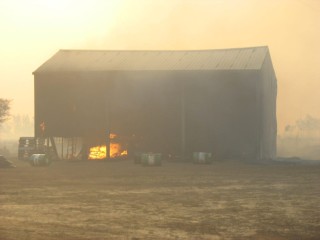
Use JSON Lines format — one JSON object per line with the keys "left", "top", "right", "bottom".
{"left": 88, "top": 145, "right": 106, "bottom": 160}
{"left": 88, "top": 134, "right": 128, "bottom": 160}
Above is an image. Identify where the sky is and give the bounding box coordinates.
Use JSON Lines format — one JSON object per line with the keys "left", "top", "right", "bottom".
{"left": 0, "top": 0, "right": 319, "bottom": 135}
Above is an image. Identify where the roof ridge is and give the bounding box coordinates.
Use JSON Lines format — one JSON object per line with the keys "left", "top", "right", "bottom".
{"left": 34, "top": 46, "right": 270, "bottom": 73}
{"left": 58, "top": 46, "right": 269, "bottom": 53}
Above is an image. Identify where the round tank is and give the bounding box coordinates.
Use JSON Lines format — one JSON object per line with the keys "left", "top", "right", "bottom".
{"left": 29, "top": 154, "right": 51, "bottom": 167}
{"left": 141, "top": 153, "right": 162, "bottom": 166}
{"left": 193, "top": 152, "right": 212, "bottom": 164}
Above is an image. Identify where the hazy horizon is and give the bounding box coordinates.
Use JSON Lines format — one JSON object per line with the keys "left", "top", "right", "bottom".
{"left": 1, "top": 0, "right": 320, "bottom": 135}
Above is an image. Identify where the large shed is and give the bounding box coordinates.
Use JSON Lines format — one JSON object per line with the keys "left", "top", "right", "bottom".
{"left": 33, "top": 46, "right": 277, "bottom": 160}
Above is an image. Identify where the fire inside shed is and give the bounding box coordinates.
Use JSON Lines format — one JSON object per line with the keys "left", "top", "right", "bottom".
{"left": 33, "top": 46, "right": 277, "bottom": 161}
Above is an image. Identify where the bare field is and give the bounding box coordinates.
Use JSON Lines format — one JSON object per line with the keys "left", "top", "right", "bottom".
{"left": 0, "top": 159, "right": 320, "bottom": 240}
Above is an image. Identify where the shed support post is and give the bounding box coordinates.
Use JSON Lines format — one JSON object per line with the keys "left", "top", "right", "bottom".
{"left": 61, "top": 137, "right": 64, "bottom": 160}
{"left": 106, "top": 131, "right": 110, "bottom": 159}
{"left": 50, "top": 137, "right": 59, "bottom": 160}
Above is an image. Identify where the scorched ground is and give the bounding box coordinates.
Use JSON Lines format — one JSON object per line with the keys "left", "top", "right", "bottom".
{"left": 0, "top": 159, "right": 319, "bottom": 239}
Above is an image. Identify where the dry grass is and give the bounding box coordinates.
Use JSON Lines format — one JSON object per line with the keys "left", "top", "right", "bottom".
{"left": 0, "top": 159, "right": 320, "bottom": 239}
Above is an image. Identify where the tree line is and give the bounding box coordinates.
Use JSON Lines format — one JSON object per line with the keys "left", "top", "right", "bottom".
{"left": 0, "top": 99, "right": 11, "bottom": 124}
{"left": 0, "top": 98, "right": 34, "bottom": 139}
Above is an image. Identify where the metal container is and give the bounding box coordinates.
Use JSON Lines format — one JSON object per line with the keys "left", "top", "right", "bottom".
{"left": 193, "top": 152, "right": 212, "bottom": 164}
{"left": 29, "top": 154, "right": 51, "bottom": 167}
{"left": 141, "top": 153, "right": 162, "bottom": 166}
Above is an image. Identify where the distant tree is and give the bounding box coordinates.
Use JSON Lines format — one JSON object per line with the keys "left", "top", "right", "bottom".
{"left": 0, "top": 99, "right": 11, "bottom": 124}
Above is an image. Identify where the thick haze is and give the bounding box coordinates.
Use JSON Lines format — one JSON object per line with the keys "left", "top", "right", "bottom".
{"left": 0, "top": 0, "right": 319, "bottom": 135}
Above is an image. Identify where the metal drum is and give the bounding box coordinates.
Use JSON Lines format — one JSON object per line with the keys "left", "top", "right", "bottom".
{"left": 141, "top": 153, "right": 162, "bottom": 166}
{"left": 29, "top": 154, "right": 51, "bottom": 167}
{"left": 193, "top": 152, "right": 212, "bottom": 164}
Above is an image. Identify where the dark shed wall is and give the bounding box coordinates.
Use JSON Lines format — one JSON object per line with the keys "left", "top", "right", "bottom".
{"left": 107, "top": 71, "right": 182, "bottom": 154}
{"left": 35, "top": 70, "right": 262, "bottom": 158}
{"left": 34, "top": 73, "right": 109, "bottom": 138}
{"left": 185, "top": 70, "right": 260, "bottom": 158}
{"left": 34, "top": 71, "right": 183, "bottom": 154}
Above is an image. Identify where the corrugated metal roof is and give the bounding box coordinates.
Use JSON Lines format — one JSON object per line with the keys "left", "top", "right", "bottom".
{"left": 34, "top": 46, "right": 269, "bottom": 73}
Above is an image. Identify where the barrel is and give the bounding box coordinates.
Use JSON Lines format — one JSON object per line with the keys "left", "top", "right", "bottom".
{"left": 141, "top": 153, "right": 162, "bottom": 166}
{"left": 29, "top": 154, "right": 51, "bottom": 167}
{"left": 193, "top": 152, "right": 212, "bottom": 164}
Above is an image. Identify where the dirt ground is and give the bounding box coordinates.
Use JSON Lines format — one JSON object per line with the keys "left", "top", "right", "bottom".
{"left": 0, "top": 158, "right": 320, "bottom": 240}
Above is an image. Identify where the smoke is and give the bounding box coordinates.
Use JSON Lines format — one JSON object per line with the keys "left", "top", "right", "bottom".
{"left": 0, "top": 114, "right": 34, "bottom": 157}
{"left": 0, "top": 114, "right": 34, "bottom": 140}
{"left": 279, "top": 115, "right": 320, "bottom": 160}
{"left": 1, "top": 0, "right": 320, "bottom": 146}
{"left": 285, "top": 115, "right": 320, "bottom": 132}
{"left": 83, "top": 0, "right": 320, "bottom": 136}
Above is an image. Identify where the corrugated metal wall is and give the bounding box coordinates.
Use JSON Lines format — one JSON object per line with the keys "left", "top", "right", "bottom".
{"left": 34, "top": 70, "right": 270, "bottom": 159}
{"left": 260, "top": 53, "right": 277, "bottom": 159}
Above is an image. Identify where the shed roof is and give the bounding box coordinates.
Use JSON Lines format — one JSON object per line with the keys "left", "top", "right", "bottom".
{"left": 34, "top": 46, "right": 269, "bottom": 73}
